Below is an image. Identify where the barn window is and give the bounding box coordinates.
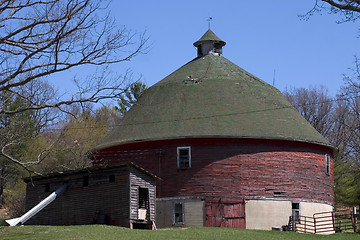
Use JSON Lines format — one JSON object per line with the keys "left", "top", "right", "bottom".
{"left": 138, "top": 187, "right": 149, "bottom": 220}
{"left": 213, "top": 43, "right": 222, "bottom": 55}
{"left": 325, "top": 154, "right": 330, "bottom": 175}
{"left": 109, "top": 175, "right": 115, "bottom": 183}
{"left": 197, "top": 46, "right": 202, "bottom": 56}
{"left": 139, "top": 187, "right": 149, "bottom": 209}
{"left": 177, "top": 146, "right": 191, "bottom": 169}
{"left": 83, "top": 176, "right": 89, "bottom": 187}
{"left": 173, "top": 202, "right": 184, "bottom": 224}
{"left": 45, "top": 183, "right": 50, "bottom": 192}
{"left": 292, "top": 202, "right": 300, "bottom": 223}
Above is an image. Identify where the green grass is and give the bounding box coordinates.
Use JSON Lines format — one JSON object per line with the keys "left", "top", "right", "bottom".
{"left": 0, "top": 225, "right": 358, "bottom": 240}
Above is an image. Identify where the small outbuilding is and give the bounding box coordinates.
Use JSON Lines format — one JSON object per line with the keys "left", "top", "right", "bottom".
{"left": 24, "top": 162, "right": 158, "bottom": 229}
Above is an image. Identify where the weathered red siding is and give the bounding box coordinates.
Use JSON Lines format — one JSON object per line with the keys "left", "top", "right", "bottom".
{"left": 206, "top": 199, "right": 246, "bottom": 228}
{"left": 94, "top": 138, "right": 334, "bottom": 205}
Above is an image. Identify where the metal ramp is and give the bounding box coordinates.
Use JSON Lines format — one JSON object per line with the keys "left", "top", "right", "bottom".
{"left": 6, "top": 184, "right": 67, "bottom": 226}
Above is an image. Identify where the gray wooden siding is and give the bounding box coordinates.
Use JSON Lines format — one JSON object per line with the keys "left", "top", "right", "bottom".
{"left": 129, "top": 169, "right": 156, "bottom": 222}
{"left": 24, "top": 165, "right": 156, "bottom": 227}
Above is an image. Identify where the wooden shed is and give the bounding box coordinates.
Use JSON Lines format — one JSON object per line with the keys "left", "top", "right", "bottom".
{"left": 24, "top": 162, "right": 158, "bottom": 229}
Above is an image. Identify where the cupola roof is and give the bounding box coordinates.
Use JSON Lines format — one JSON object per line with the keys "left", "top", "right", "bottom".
{"left": 193, "top": 29, "right": 226, "bottom": 47}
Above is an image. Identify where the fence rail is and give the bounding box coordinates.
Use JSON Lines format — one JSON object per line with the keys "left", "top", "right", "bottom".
{"left": 335, "top": 210, "right": 354, "bottom": 232}
{"left": 295, "top": 216, "right": 315, "bottom": 234}
{"left": 294, "top": 209, "right": 360, "bottom": 234}
{"left": 313, "top": 211, "right": 335, "bottom": 234}
{"left": 295, "top": 211, "right": 335, "bottom": 234}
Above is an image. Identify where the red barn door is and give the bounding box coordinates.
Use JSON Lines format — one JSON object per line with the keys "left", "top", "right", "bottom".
{"left": 205, "top": 200, "right": 245, "bottom": 228}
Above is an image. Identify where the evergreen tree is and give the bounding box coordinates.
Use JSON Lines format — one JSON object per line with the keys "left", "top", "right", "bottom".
{"left": 115, "top": 82, "right": 147, "bottom": 114}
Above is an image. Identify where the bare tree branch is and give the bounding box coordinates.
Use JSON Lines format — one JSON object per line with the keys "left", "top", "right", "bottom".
{"left": 1, "top": 143, "right": 42, "bottom": 175}
{"left": 0, "top": 0, "right": 147, "bottom": 114}
{"left": 0, "top": 0, "right": 147, "bottom": 178}
{"left": 323, "top": 0, "right": 360, "bottom": 13}
{"left": 303, "top": 0, "right": 360, "bottom": 22}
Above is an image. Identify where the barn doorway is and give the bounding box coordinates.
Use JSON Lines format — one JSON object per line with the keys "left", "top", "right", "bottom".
{"left": 205, "top": 200, "right": 245, "bottom": 228}
{"left": 138, "top": 187, "right": 149, "bottom": 220}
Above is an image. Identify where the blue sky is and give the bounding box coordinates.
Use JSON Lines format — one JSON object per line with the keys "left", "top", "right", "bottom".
{"left": 55, "top": 0, "right": 360, "bottom": 98}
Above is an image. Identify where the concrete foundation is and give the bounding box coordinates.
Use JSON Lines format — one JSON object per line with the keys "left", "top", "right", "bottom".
{"left": 156, "top": 198, "right": 205, "bottom": 228}
{"left": 157, "top": 198, "right": 334, "bottom": 231}
{"left": 245, "top": 199, "right": 333, "bottom": 230}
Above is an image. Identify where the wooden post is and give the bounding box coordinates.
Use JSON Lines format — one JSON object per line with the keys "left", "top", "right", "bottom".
{"left": 339, "top": 220, "right": 342, "bottom": 232}
{"left": 152, "top": 221, "right": 157, "bottom": 230}
{"left": 353, "top": 207, "right": 357, "bottom": 233}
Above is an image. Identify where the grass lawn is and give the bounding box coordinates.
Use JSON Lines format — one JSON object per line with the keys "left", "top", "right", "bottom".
{"left": 0, "top": 225, "right": 359, "bottom": 240}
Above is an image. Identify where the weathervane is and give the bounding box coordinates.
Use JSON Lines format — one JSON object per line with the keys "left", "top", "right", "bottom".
{"left": 207, "top": 16, "right": 213, "bottom": 29}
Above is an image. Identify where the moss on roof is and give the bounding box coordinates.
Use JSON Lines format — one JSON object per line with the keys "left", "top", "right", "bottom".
{"left": 96, "top": 55, "right": 332, "bottom": 151}
{"left": 193, "top": 29, "right": 226, "bottom": 47}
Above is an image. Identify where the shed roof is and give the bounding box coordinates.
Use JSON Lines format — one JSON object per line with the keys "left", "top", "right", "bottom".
{"left": 96, "top": 53, "right": 332, "bottom": 151}
{"left": 23, "top": 162, "right": 160, "bottom": 183}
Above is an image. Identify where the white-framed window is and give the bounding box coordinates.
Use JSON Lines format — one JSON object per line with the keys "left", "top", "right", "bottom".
{"left": 173, "top": 202, "right": 184, "bottom": 224}
{"left": 177, "top": 146, "right": 191, "bottom": 169}
{"left": 325, "top": 154, "right": 330, "bottom": 175}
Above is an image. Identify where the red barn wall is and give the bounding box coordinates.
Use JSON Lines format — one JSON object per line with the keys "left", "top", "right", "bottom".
{"left": 94, "top": 138, "right": 334, "bottom": 204}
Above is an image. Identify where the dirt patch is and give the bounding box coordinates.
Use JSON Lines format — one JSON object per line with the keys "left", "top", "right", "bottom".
{"left": 0, "top": 207, "right": 9, "bottom": 219}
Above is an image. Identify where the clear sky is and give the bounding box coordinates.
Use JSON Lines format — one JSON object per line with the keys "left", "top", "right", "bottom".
{"left": 55, "top": 0, "right": 360, "bottom": 98}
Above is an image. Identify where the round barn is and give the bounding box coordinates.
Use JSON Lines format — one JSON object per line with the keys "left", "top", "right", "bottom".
{"left": 93, "top": 29, "right": 334, "bottom": 230}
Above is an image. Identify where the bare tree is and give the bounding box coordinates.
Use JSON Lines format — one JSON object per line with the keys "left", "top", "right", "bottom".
{"left": 300, "top": 1, "right": 360, "bottom": 206}
{"left": 29, "top": 104, "right": 121, "bottom": 174}
{"left": 337, "top": 56, "right": 360, "bottom": 161}
{"left": 0, "top": 0, "right": 147, "bottom": 174}
{"left": 284, "top": 86, "right": 334, "bottom": 138}
{"left": 0, "top": 0, "right": 147, "bottom": 115}
{"left": 283, "top": 84, "right": 359, "bottom": 157}
{"left": 305, "top": 1, "right": 360, "bottom": 22}
{"left": 336, "top": 74, "right": 360, "bottom": 206}
{"left": 0, "top": 79, "right": 59, "bottom": 180}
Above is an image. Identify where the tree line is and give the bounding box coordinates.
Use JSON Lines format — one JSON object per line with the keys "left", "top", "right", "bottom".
{"left": 287, "top": 0, "right": 360, "bottom": 208}
{"left": 0, "top": 80, "right": 146, "bottom": 217}
{"left": 284, "top": 69, "right": 360, "bottom": 207}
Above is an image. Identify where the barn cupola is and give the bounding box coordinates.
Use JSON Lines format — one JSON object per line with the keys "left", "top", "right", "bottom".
{"left": 193, "top": 29, "right": 226, "bottom": 57}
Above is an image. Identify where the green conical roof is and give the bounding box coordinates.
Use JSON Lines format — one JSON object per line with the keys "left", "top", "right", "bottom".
{"left": 96, "top": 55, "right": 332, "bottom": 151}
{"left": 193, "top": 29, "right": 226, "bottom": 47}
